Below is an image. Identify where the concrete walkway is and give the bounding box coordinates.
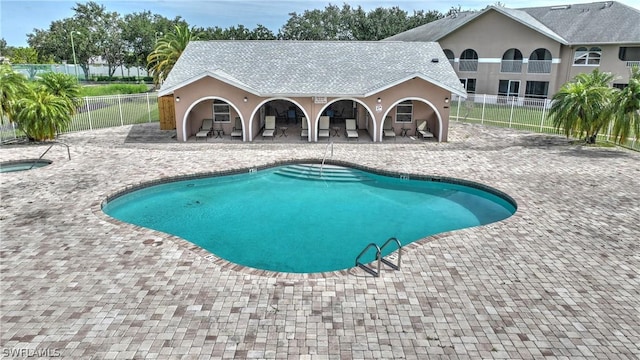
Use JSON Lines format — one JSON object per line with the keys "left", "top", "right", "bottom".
{"left": 1, "top": 122, "right": 638, "bottom": 359}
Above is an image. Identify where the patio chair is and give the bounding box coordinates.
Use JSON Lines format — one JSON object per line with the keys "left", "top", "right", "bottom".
{"left": 262, "top": 115, "right": 276, "bottom": 140}
{"left": 345, "top": 119, "right": 358, "bottom": 141}
{"left": 416, "top": 120, "right": 434, "bottom": 139}
{"left": 195, "top": 118, "right": 213, "bottom": 140}
{"left": 300, "top": 117, "right": 308, "bottom": 139}
{"left": 231, "top": 117, "right": 242, "bottom": 140}
{"left": 383, "top": 116, "right": 396, "bottom": 141}
{"left": 318, "top": 116, "right": 330, "bottom": 140}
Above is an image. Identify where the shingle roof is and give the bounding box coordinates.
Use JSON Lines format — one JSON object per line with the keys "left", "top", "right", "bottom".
{"left": 158, "top": 41, "right": 466, "bottom": 97}
{"left": 385, "top": 1, "right": 640, "bottom": 45}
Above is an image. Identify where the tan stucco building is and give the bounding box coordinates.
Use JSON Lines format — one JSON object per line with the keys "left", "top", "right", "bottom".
{"left": 158, "top": 41, "right": 466, "bottom": 142}
{"left": 387, "top": 1, "right": 640, "bottom": 99}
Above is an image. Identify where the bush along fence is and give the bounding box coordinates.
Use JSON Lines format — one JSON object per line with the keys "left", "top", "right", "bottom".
{"left": 1, "top": 93, "right": 159, "bottom": 143}
{"left": 450, "top": 94, "right": 639, "bottom": 151}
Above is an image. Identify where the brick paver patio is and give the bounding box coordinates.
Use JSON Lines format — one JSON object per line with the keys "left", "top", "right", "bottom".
{"left": 1, "top": 122, "right": 638, "bottom": 359}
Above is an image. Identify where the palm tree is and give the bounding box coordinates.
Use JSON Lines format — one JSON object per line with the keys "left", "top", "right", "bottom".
{"left": 610, "top": 66, "right": 640, "bottom": 144}
{"left": 14, "top": 89, "right": 72, "bottom": 141}
{"left": 37, "top": 72, "right": 81, "bottom": 115}
{"left": 0, "top": 64, "right": 29, "bottom": 123}
{"left": 549, "top": 69, "right": 615, "bottom": 144}
{"left": 147, "top": 25, "right": 200, "bottom": 86}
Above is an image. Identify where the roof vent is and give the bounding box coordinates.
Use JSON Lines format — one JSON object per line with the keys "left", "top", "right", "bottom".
{"left": 431, "top": 58, "right": 439, "bottom": 63}
{"left": 550, "top": 5, "right": 571, "bottom": 10}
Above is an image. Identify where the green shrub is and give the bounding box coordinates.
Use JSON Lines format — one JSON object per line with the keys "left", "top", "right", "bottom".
{"left": 78, "top": 84, "right": 150, "bottom": 97}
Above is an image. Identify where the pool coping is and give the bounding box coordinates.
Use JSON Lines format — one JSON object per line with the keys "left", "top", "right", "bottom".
{"left": 96, "top": 158, "right": 521, "bottom": 280}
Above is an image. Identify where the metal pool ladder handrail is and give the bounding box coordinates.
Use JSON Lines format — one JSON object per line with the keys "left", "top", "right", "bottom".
{"left": 29, "top": 141, "right": 71, "bottom": 169}
{"left": 355, "top": 243, "right": 381, "bottom": 277}
{"left": 355, "top": 237, "right": 402, "bottom": 277}
{"left": 320, "top": 141, "right": 333, "bottom": 177}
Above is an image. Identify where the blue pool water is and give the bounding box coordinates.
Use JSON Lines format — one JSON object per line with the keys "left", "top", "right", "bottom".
{"left": 103, "top": 165, "right": 516, "bottom": 273}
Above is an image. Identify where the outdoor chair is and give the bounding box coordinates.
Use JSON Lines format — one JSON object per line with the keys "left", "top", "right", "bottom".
{"left": 318, "top": 116, "right": 330, "bottom": 140}
{"left": 383, "top": 116, "right": 396, "bottom": 141}
{"left": 262, "top": 116, "right": 276, "bottom": 140}
{"left": 300, "top": 117, "right": 308, "bottom": 139}
{"left": 195, "top": 118, "right": 213, "bottom": 140}
{"left": 231, "top": 117, "right": 242, "bottom": 140}
{"left": 345, "top": 119, "right": 358, "bottom": 140}
{"left": 416, "top": 120, "right": 434, "bottom": 139}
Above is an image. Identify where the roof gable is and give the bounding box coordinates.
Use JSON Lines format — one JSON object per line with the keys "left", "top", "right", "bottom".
{"left": 386, "top": 1, "right": 640, "bottom": 45}
{"left": 159, "top": 41, "right": 466, "bottom": 98}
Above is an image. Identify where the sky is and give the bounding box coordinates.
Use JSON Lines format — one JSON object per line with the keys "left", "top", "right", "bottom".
{"left": 1, "top": 0, "right": 640, "bottom": 47}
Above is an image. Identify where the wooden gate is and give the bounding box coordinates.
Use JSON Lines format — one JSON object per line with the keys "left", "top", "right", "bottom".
{"left": 158, "top": 95, "right": 176, "bottom": 130}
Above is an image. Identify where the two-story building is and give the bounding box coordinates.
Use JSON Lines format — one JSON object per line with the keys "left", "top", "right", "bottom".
{"left": 386, "top": 1, "right": 640, "bottom": 99}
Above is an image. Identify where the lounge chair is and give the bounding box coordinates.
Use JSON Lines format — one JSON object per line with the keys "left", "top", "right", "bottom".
{"left": 300, "top": 117, "right": 308, "bottom": 139}
{"left": 262, "top": 115, "right": 276, "bottom": 140}
{"left": 416, "top": 120, "right": 434, "bottom": 139}
{"left": 230, "top": 117, "right": 242, "bottom": 140}
{"left": 318, "top": 116, "right": 330, "bottom": 140}
{"left": 383, "top": 117, "right": 396, "bottom": 141}
{"left": 345, "top": 119, "right": 358, "bottom": 141}
{"left": 195, "top": 118, "right": 213, "bottom": 140}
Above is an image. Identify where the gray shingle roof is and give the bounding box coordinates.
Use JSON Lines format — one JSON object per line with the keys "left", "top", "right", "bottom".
{"left": 159, "top": 41, "right": 466, "bottom": 97}
{"left": 385, "top": 1, "right": 640, "bottom": 45}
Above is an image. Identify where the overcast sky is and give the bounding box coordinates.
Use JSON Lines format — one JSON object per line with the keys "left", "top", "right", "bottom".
{"left": 2, "top": 0, "right": 639, "bottom": 47}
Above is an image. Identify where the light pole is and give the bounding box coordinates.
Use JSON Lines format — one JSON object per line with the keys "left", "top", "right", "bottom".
{"left": 70, "top": 31, "right": 81, "bottom": 82}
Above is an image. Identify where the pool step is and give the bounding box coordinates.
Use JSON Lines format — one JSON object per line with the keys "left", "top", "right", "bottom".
{"left": 275, "top": 164, "right": 371, "bottom": 182}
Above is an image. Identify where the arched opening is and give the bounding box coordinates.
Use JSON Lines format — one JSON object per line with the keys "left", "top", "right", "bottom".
{"left": 501, "top": 48, "right": 523, "bottom": 72}
{"left": 380, "top": 98, "right": 443, "bottom": 142}
{"left": 443, "top": 49, "right": 455, "bottom": 65}
{"left": 316, "top": 99, "right": 376, "bottom": 142}
{"left": 248, "top": 98, "right": 309, "bottom": 141}
{"left": 181, "top": 96, "right": 243, "bottom": 141}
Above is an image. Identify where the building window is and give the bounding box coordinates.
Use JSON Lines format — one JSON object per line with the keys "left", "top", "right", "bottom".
{"left": 501, "top": 48, "right": 523, "bottom": 73}
{"left": 443, "top": 49, "right": 455, "bottom": 64}
{"left": 395, "top": 100, "right": 413, "bottom": 123}
{"left": 574, "top": 47, "right": 601, "bottom": 65}
{"left": 525, "top": 81, "right": 549, "bottom": 99}
{"left": 459, "top": 49, "right": 478, "bottom": 72}
{"left": 528, "top": 48, "right": 552, "bottom": 73}
{"left": 613, "top": 83, "right": 628, "bottom": 90}
{"left": 498, "top": 80, "right": 520, "bottom": 97}
{"left": 460, "top": 78, "right": 476, "bottom": 93}
{"left": 213, "top": 100, "right": 230, "bottom": 122}
{"left": 618, "top": 46, "right": 640, "bottom": 67}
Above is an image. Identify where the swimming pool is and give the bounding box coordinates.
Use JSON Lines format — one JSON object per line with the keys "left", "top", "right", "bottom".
{"left": 103, "top": 164, "right": 516, "bottom": 273}
{"left": 0, "top": 159, "right": 52, "bottom": 173}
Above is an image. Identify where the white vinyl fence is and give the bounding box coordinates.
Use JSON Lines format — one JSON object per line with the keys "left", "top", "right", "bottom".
{"left": 1, "top": 93, "right": 159, "bottom": 143}
{"left": 451, "top": 94, "right": 638, "bottom": 151}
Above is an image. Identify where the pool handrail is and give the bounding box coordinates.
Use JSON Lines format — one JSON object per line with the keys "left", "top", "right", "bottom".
{"left": 355, "top": 242, "right": 381, "bottom": 277}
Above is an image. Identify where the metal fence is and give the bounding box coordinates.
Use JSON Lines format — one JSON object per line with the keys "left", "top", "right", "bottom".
{"left": 451, "top": 94, "right": 639, "bottom": 151}
{"left": 1, "top": 92, "right": 638, "bottom": 151}
{"left": 1, "top": 93, "right": 159, "bottom": 143}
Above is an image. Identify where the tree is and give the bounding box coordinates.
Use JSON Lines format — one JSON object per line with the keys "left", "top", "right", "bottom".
{"left": 120, "top": 12, "right": 187, "bottom": 77}
{"left": 610, "top": 66, "right": 640, "bottom": 144}
{"left": 37, "top": 72, "right": 81, "bottom": 115}
{"left": 550, "top": 69, "right": 615, "bottom": 144}
{"left": 147, "top": 25, "right": 200, "bottom": 85}
{"left": 14, "top": 89, "right": 72, "bottom": 141}
{"left": 0, "top": 64, "right": 29, "bottom": 123}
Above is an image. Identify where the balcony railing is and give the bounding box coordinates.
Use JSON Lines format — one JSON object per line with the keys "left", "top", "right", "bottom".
{"left": 626, "top": 61, "right": 640, "bottom": 68}
{"left": 459, "top": 59, "right": 478, "bottom": 72}
{"left": 501, "top": 60, "right": 523, "bottom": 73}
{"left": 527, "top": 60, "right": 552, "bottom": 74}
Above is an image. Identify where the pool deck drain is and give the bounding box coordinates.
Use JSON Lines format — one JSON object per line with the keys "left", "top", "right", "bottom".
{"left": 1, "top": 122, "right": 638, "bottom": 359}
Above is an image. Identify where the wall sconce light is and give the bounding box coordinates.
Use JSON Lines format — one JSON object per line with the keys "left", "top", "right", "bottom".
{"left": 444, "top": 97, "right": 449, "bottom": 104}
{"left": 175, "top": 97, "right": 180, "bottom": 102}
{"left": 377, "top": 97, "right": 382, "bottom": 103}
{"left": 243, "top": 96, "right": 248, "bottom": 103}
